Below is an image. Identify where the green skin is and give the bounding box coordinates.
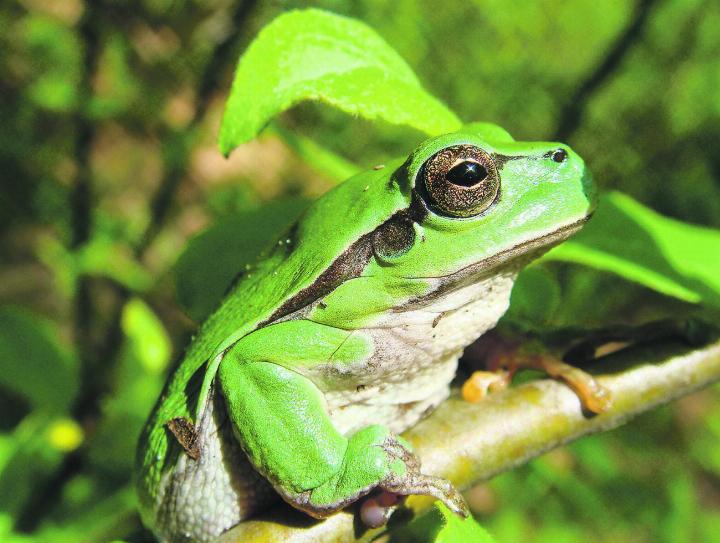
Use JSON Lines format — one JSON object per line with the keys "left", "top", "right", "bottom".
{"left": 135, "top": 123, "right": 595, "bottom": 542}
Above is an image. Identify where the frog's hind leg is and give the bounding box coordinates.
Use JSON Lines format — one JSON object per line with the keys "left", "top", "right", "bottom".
{"left": 462, "top": 331, "right": 612, "bottom": 414}
{"left": 462, "top": 319, "right": 716, "bottom": 413}
{"left": 217, "top": 347, "right": 468, "bottom": 523}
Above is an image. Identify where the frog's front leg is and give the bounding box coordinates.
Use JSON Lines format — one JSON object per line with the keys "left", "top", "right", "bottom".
{"left": 217, "top": 346, "right": 468, "bottom": 522}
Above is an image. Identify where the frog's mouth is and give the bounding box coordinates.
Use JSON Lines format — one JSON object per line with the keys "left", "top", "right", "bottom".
{"left": 460, "top": 213, "right": 591, "bottom": 277}
{"left": 401, "top": 214, "right": 591, "bottom": 307}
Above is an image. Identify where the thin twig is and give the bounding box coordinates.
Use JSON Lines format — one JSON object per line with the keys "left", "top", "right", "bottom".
{"left": 70, "top": 1, "right": 102, "bottom": 418}
{"left": 15, "top": 5, "right": 102, "bottom": 532}
{"left": 553, "top": 0, "right": 658, "bottom": 141}
{"left": 218, "top": 335, "right": 720, "bottom": 543}
{"left": 136, "top": 0, "right": 259, "bottom": 255}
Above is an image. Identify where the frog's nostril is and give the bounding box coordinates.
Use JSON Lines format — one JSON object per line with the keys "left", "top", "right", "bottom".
{"left": 551, "top": 149, "right": 567, "bottom": 163}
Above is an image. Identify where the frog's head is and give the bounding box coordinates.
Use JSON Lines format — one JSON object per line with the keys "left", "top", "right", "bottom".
{"left": 370, "top": 123, "right": 595, "bottom": 281}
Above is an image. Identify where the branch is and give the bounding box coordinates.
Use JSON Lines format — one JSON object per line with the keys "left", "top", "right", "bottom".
{"left": 15, "top": 5, "right": 102, "bottom": 533}
{"left": 135, "top": 0, "right": 259, "bottom": 255}
{"left": 553, "top": 0, "right": 657, "bottom": 140}
{"left": 70, "top": 2, "right": 102, "bottom": 415}
{"left": 217, "top": 335, "right": 720, "bottom": 543}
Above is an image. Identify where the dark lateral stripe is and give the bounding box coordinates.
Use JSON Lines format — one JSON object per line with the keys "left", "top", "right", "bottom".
{"left": 265, "top": 230, "right": 376, "bottom": 324}
{"left": 261, "top": 152, "right": 548, "bottom": 326}
{"left": 263, "top": 195, "right": 430, "bottom": 325}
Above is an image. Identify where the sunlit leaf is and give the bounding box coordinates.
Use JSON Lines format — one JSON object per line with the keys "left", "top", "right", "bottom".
{"left": 20, "top": 15, "right": 82, "bottom": 112}
{"left": 121, "top": 298, "right": 171, "bottom": 376}
{"left": 87, "top": 34, "right": 138, "bottom": 119}
{"left": 79, "top": 239, "right": 154, "bottom": 292}
{"left": 174, "top": 199, "right": 310, "bottom": 321}
{"left": 1, "top": 486, "right": 137, "bottom": 543}
{"left": 46, "top": 418, "right": 84, "bottom": 453}
{"left": 219, "top": 8, "right": 461, "bottom": 155}
{"left": 36, "top": 236, "right": 154, "bottom": 296}
{"left": 269, "top": 123, "right": 360, "bottom": 182}
{"left": 547, "top": 191, "right": 720, "bottom": 309}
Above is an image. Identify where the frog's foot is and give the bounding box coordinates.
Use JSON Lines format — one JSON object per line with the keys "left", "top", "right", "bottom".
{"left": 379, "top": 438, "right": 468, "bottom": 519}
{"left": 219, "top": 354, "right": 467, "bottom": 528}
{"left": 517, "top": 352, "right": 612, "bottom": 414}
{"left": 462, "top": 333, "right": 612, "bottom": 414}
{"left": 289, "top": 429, "right": 467, "bottom": 527}
{"left": 461, "top": 368, "right": 512, "bottom": 402}
{"left": 360, "top": 491, "right": 403, "bottom": 528}
{"left": 381, "top": 473, "right": 468, "bottom": 517}
{"left": 354, "top": 437, "right": 468, "bottom": 528}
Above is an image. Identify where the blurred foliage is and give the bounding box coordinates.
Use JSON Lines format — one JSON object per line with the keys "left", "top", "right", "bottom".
{"left": 0, "top": 1, "right": 719, "bottom": 542}
{"left": 175, "top": 198, "right": 309, "bottom": 321}
{"left": 546, "top": 191, "right": 720, "bottom": 309}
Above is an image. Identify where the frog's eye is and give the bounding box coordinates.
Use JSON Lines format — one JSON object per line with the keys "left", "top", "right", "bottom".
{"left": 418, "top": 145, "right": 500, "bottom": 218}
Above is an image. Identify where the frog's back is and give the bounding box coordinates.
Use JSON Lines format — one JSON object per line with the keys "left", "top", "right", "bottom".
{"left": 135, "top": 161, "right": 410, "bottom": 530}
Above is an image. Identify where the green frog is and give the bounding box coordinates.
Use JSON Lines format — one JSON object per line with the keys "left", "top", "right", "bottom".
{"left": 136, "top": 123, "right": 601, "bottom": 542}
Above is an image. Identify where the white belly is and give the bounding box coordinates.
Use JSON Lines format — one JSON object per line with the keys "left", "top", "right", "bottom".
{"left": 321, "top": 269, "right": 517, "bottom": 435}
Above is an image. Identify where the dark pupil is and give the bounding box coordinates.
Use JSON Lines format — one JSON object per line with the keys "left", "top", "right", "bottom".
{"left": 446, "top": 161, "right": 487, "bottom": 187}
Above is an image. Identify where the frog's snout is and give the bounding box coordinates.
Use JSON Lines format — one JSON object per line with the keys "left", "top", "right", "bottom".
{"left": 558, "top": 145, "right": 596, "bottom": 216}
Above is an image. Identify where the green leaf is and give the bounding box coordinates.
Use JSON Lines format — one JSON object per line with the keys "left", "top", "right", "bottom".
{"left": 269, "top": 123, "right": 360, "bottom": 182}
{"left": 174, "top": 199, "right": 310, "bottom": 321}
{"left": 506, "top": 265, "right": 562, "bottom": 327}
{"left": 0, "top": 308, "right": 78, "bottom": 412}
{"left": 20, "top": 15, "right": 82, "bottom": 113}
{"left": 121, "top": 298, "right": 171, "bottom": 376}
{"left": 546, "top": 191, "right": 720, "bottom": 309}
{"left": 77, "top": 239, "right": 154, "bottom": 292}
{"left": 87, "top": 34, "right": 138, "bottom": 120}
{"left": 1, "top": 485, "right": 137, "bottom": 543}
{"left": 36, "top": 236, "right": 153, "bottom": 297}
{"left": 219, "top": 8, "right": 461, "bottom": 155}
{"left": 390, "top": 502, "right": 496, "bottom": 543}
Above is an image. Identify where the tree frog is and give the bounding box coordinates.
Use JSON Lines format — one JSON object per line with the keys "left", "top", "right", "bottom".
{"left": 136, "top": 123, "right": 597, "bottom": 542}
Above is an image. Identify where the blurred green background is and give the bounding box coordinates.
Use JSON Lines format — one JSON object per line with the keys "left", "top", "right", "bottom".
{"left": 1, "top": 0, "right": 719, "bottom": 541}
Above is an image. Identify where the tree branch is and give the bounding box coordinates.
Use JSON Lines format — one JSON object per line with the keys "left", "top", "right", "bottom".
{"left": 15, "top": 5, "right": 102, "bottom": 533}
{"left": 553, "top": 0, "right": 657, "bottom": 140}
{"left": 70, "top": 2, "right": 102, "bottom": 417}
{"left": 135, "top": 0, "right": 259, "bottom": 255}
{"left": 217, "top": 335, "right": 720, "bottom": 543}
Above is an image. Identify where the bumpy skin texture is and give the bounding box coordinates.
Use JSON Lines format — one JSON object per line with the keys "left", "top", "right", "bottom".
{"left": 135, "top": 123, "right": 595, "bottom": 542}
